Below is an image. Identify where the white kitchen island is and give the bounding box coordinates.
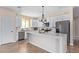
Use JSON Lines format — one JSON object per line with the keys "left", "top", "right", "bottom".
{"left": 26, "top": 31, "right": 67, "bottom": 53}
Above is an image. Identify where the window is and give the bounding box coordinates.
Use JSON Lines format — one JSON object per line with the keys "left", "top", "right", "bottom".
{"left": 21, "top": 16, "right": 31, "bottom": 28}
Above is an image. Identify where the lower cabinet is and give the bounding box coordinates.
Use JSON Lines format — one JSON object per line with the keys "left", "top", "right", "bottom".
{"left": 29, "top": 32, "right": 67, "bottom": 53}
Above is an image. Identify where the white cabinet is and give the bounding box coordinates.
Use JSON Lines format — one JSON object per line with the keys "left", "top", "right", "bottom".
{"left": 16, "top": 16, "right": 21, "bottom": 28}
{"left": 47, "top": 17, "right": 56, "bottom": 28}
{"left": 0, "top": 16, "right": 16, "bottom": 45}
{"left": 47, "top": 15, "right": 70, "bottom": 28}
{"left": 31, "top": 15, "right": 70, "bottom": 28}
{"left": 29, "top": 32, "right": 67, "bottom": 53}
{"left": 32, "top": 19, "right": 38, "bottom": 27}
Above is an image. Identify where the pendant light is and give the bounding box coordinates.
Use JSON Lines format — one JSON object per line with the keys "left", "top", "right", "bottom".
{"left": 41, "top": 6, "right": 47, "bottom": 23}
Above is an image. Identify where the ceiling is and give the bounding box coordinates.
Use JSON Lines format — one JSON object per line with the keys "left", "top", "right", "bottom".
{"left": 3, "top": 6, "right": 70, "bottom": 17}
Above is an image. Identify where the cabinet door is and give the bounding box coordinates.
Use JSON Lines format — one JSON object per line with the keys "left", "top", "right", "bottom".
{"left": 49, "top": 17, "right": 56, "bottom": 28}
{"left": 32, "top": 19, "right": 38, "bottom": 27}
{"left": 16, "top": 16, "right": 21, "bottom": 28}
{"left": 2, "top": 16, "right": 16, "bottom": 44}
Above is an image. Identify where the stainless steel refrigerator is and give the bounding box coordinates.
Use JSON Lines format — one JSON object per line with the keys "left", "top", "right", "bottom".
{"left": 56, "top": 20, "right": 70, "bottom": 46}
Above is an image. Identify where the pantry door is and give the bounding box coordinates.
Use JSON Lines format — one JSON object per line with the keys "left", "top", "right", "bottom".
{"left": 2, "top": 16, "right": 16, "bottom": 44}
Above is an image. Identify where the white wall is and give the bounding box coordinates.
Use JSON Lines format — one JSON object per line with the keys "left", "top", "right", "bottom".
{"left": 0, "top": 7, "right": 16, "bottom": 16}
{"left": 73, "top": 7, "right": 79, "bottom": 41}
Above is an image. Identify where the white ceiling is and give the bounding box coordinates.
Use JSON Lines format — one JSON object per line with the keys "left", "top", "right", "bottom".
{"left": 4, "top": 6, "right": 69, "bottom": 17}
{"left": 21, "top": 6, "right": 69, "bottom": 17}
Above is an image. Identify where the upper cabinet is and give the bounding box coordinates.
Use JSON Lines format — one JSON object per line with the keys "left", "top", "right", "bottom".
{"left": 31, "top": 18, "right": 43, "bottom": 27}
{"left": 31, "top": 15, "right": 70, "bottom": 28}
{"left": 16, "top": 16, "right": 21, "bottom": 28}
{"left": 47, "top": 15, "right": 70, "bottom": 28}
{"left": 32, "top": 19, "right": 38, "bottom": 27}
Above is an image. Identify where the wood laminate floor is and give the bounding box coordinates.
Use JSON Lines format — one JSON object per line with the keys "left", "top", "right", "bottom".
{"left": 67, "top": 40, "right": 79, "bottom": 53}
{"left": 0, "top": 40, "right": 48, "bottom": 53}
{"left": 0, "top": 40, "right": 79, "bottom": 53}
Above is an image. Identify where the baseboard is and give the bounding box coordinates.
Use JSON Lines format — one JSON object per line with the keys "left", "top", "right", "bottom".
{"left": 0, "top": 41, "right": 17, "bottom": 45}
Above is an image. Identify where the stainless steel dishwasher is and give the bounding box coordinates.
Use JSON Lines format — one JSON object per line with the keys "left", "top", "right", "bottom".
{"left": 18, "top": 32, "right": 25, "bottom": 41}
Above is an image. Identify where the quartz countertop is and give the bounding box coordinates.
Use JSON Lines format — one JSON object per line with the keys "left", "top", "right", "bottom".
{"left": 25, "top": 30, "right": 67, "bottom": 38}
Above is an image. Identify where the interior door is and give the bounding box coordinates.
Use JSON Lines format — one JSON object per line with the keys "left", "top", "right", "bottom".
{"left": 2, "top": 16, "right": 16, "bottom": 44}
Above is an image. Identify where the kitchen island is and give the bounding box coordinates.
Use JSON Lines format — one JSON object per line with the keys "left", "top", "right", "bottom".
{"left": 26, "top": 31, "right": 67, "bottom": 53}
